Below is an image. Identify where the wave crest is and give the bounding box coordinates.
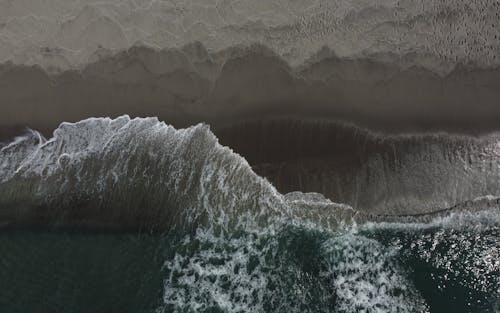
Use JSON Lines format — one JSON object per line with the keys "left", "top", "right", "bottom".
{"left": 0, "top": 116, "right": 499, "bottom": 231}
{"left": 0, "top": 116, "right": 286, "bottom": 230}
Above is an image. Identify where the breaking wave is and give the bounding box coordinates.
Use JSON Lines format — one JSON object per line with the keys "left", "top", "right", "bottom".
{"left": 0, "top": 115, "right": 286, "bottom": 230}
{"left": 1, "top": 0, "right": 499, "bottom": 311}
{"left": 0, "top": 116, "right": 499, "bottom": 312}
{"left": 1, "top": 115, "right": 499, "bottom": 230}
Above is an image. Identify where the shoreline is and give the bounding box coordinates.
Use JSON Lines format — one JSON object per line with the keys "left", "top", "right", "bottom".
{"left": 1, "top": 45, "right": 500, "bottom": 138}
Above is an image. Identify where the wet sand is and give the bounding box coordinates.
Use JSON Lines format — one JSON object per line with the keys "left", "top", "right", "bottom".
{"left": 1, "top": 46, "right": 499, "bottom": 138}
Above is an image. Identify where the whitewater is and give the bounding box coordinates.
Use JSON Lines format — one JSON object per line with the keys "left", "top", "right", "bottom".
{"left": 0, "top": 0, "right": 499, "bottom": 311}
{"left": 0, "top": 116, "right": 498, "bottom": 312}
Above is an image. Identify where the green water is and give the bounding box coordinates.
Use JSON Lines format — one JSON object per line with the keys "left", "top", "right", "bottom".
{"left": 0, "top": 220, "right": 498, "bottom": 313}
{"left": 0, "top": 232, "right": 165, "bottom": 313}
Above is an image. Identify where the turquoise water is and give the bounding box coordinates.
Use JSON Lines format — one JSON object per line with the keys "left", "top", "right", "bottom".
{"left": 0, "top": 215, "right": 497, "bottom": 313}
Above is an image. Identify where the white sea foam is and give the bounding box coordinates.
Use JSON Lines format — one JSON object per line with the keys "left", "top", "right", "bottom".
{"left": 0, "top": 115, "right": 498, "bottom": 312}
{"left": 1, "top": 115, "right": 499, "bottom": 230}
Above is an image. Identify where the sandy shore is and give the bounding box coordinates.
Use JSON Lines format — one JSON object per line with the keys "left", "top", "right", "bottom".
{"left": 1, "top": 45, "right": 499, "bottom": 138}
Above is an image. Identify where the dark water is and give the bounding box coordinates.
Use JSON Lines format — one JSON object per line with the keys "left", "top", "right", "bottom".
{"left": 0, "top": 213, "right": 498, "bottom": 313}
{"left": 0, "top": 231, "right": 165, "bottom": 313}
{"left": 0, "top": 117, "right": 499, "bottom": 312}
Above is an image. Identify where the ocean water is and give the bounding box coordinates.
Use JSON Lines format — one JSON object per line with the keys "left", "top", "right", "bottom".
{"left": 0, "top": 212, "right": 498, "bottom": 313}
{"left": 0, "top": 116, "right": 499, "bottom": 312}
{"left": 1, "top": 0, "right": 499, "bottom": 311}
